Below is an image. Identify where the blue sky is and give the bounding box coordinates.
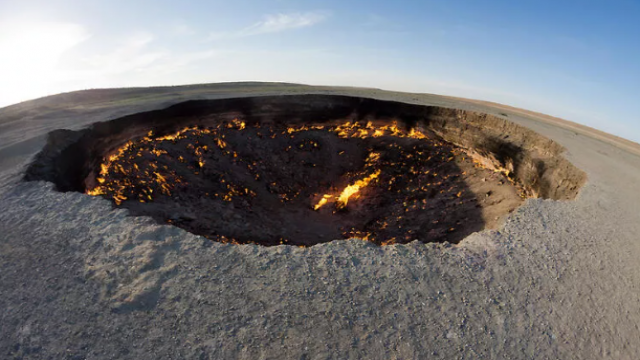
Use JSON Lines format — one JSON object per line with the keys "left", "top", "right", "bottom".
{"left": 1, "top": 0, "right": 640, "bottom": 141}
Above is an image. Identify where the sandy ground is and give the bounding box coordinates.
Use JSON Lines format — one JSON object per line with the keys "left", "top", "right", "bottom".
{"left": 2, "top": 83, "right": 640, "bottom": 359}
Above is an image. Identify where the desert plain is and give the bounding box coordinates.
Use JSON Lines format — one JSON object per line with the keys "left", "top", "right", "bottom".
{"left": 1, "top": 82, "right": 640, "bottom": 359}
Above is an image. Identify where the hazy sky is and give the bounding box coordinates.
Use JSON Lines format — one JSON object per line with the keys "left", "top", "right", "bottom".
{"left": 1, "top": 0, "right": 639, "bottom": 141}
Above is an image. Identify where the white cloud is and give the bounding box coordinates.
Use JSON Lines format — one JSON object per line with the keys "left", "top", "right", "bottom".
{"left": 172, "top": 22, "right": 196, "bottom": 36}
{"left": 81, "top": 31, "right": 168, "bottom": 75}
{"left": 208, "top": 11, "right": 328, "bottom": 40}
{"left": 363, "top": 13, "right": 386, "bottom": 27}
{"left": 242, "top": 12, "right": 327, "bottom": 35}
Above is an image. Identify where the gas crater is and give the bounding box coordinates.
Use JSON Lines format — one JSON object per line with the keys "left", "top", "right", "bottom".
{"left": 24, "top": 95, "right": 586, "bottom": 246}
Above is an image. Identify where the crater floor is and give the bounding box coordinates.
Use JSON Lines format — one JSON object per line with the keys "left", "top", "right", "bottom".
{"left": 87, "top": 120, "right": 523, "bottom": 246}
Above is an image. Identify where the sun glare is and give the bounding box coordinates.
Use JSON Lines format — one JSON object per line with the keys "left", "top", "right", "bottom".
{"left": 0, "top": 20, "right": 89, "bottom": 107}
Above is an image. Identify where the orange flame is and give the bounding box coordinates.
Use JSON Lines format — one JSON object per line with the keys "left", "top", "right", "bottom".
{"left": 336, "top": 170, "right": 380, "bottom": 208}
{"left": 313, "top": 194, "right": 333, "bottom": 210}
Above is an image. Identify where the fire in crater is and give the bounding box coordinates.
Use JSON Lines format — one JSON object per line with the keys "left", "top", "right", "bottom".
{"left": 23, "top": 96, "right": 587, "bottom": 247}
{"left": 84, "top": 118, "right": 524, "bottom": 246}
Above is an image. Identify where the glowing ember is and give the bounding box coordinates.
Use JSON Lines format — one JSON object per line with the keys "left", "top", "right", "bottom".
{"left": 314, "top": 194, "right": 333, "bottom": 210}
{"left": 335, "top": 170, "right": 380, "bottom": 209}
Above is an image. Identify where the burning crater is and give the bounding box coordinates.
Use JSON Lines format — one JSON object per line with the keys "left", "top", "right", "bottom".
{"left": 24, "top": 95, "right": 586, "bottom": 246}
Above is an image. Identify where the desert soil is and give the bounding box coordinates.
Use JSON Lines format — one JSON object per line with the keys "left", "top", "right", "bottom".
{"left": 2, "top": 82, "right": 640, "bottom": 359}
